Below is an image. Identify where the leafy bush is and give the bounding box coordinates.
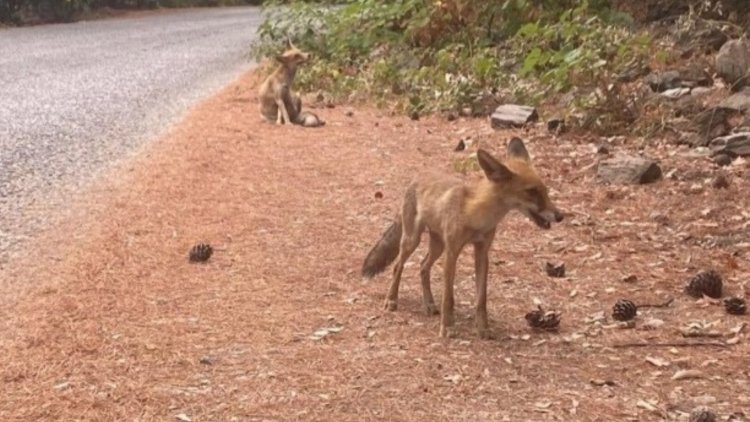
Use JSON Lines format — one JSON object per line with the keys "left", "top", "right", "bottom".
{"left": 251, "top": 0, "right": 654, "bottom": 133}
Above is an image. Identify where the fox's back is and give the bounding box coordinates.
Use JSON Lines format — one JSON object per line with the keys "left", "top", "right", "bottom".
{"left": 406, "top": 172, "right": 470, "bottom": 231}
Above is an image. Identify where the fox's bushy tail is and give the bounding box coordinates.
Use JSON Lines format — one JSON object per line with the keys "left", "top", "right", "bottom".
{"left": 361, "top": 218, "right": 402, "bottom": 278}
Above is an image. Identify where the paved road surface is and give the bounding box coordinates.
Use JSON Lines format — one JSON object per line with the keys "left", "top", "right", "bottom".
{"left": 0, "top": 7, "right": 261, "bottom": 263}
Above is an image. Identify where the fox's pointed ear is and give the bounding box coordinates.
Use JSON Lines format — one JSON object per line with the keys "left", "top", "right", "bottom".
{"left": 507, "top": 137, "right": 531, "bottom": 162}
{"left": 477, "top": 149, "right": 514, "bottom": 182}
{"left": 285, "top": 37, "right": 295, "bottom": 49}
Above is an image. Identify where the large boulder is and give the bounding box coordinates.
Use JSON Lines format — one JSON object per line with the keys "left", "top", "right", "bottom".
{"left": 715, "top": 38, "right": 750, "bottom": 91}
{"left": 597, "top": 155, "right": 662, "bottom": 185}
{"left": 719, "top": 87, "right": 750, "bottom": 112}
{"left": 710, "top": 132, "right": 750, "bottom": 157}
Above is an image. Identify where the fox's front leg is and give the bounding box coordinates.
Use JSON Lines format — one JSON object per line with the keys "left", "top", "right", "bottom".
{"left": 473, "top": 234, "right": 494, "bottom": 339}
{"left": 275, "top": 97, "right": 291, "bottom": 125}
{"left": 439, "top": 249, "right": 459, "bottom": 338}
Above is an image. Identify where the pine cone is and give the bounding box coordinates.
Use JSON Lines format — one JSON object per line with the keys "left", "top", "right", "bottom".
{"left": 685, "top": 270, "right": 723, "bottom": 299}
{"left": 724, "top": 297, "right": 747, "bottom": 315}
{"left": 189, "top": 243, "right": 213, "bottom": 263}
{"left": 545, "top": 262, "right": 565, "bottom": 278}
{"left": 689, "top": 407, "right": 717, "bottom": 422}
{"left": 525, "top": 306, "right": 561, "bottom": 331}
{"left": 612, "top": 299, "right": 637, "bottom": 321}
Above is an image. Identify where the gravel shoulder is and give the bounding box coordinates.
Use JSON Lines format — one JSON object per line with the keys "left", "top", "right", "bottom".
{"left": 0, "top": 6, "right": 261, "bottom": 263}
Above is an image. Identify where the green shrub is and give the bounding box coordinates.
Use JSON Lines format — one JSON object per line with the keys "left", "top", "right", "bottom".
{"left": 251, "top": 0, "right": 654, "bottom": 133}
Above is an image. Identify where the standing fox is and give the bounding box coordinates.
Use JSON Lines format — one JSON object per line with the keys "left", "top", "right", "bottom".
{"left": 258, "top": 39, "right": 325, "bottom": 127}
{"left": 361, "top": 138, "right": 563, "bottom": 339}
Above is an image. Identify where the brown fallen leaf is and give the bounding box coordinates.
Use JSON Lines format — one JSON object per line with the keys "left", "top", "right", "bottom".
{"left": 645, "top": 356, "right": 670, "bottom": 367}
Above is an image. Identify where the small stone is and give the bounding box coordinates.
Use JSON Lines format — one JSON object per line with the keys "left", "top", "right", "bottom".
{"left": 374, "top": 191, "right": 383, "bottom": 199}
{"left": 622, "top": 275, "right": 638, "bottom": 283}
{"left": 345, "top": 110, "right": 354, "bottom": 117}
{"left": 661, "top": 87, "right": 691, "bottom": 98}
{"left": 645, "top": 70, "right": 682, "bottom": 92}
{"left": 409, "top": 110, "right": 420, "bottom": 121}
{"left": 714, "top": 153, "right": 733, "bottom": 166}
{"left": 445, "top": 111, "right": 458, "bottom": 121}
{"left": 596, "top": 144, "right": 610, "bottom": 155}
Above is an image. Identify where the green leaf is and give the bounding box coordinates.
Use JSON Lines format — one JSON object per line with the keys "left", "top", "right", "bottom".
{"left": 520, "top": 47, "right": 542, "bottom": 77}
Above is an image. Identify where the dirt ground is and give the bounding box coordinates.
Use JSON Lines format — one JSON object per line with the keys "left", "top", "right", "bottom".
{"left": 1, "top": 69, "right": 749, "bottom": 421}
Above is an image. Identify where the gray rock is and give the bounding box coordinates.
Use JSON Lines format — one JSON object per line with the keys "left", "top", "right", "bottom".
{"left": 678, "top": 131, "right": 709, "bottom": 148}
{"left": 678, "top": 64, "right": 713, "bottom": 88}
{"left": 645, "top": 70, "right": 682, "bottom": 92}
{"left": 661, "top": 87, "right": 691, "bottom": 98}
{"left": 713, "top": 153, "right": 733, "bottom": 166}
{"left": 645, "top": 65, "right": 712, "bottom": 93}
{"left": 719, "top": 87, "right": 750, "bottom": 111}
{"left": 674, "top": 17, "right": 735, "bottom": 54}
{"left": 710, "top": 132, "right": 750, "bottom": 157}
{"left": 716, "top": 38, "right": 750, "bottom": 91}
{"left": 597, "top": 155, "right": 662, "bottom": 185}
{"left": 490, "top": 104, "right": 538, "bottom": 128}
{"left": 690, "top": 86, "right": 714, "bottom": 96}
{"left": 694, "top": 107, "right": 734, "bottom": 140}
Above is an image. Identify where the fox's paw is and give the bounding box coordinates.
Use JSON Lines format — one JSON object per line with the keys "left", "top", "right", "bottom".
{"left": 383, "top": 299, "right": 397, "bottom": 312}
{"left": 424, "top": 302, "right": 439, "bottom": 316}
{"left": 439, "top": 325, "right": 456, "bottom": 338}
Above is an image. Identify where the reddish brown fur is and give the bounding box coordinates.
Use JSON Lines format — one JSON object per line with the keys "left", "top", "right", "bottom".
{"left": 362, "top": 138, "right": 563, "bottom": 338}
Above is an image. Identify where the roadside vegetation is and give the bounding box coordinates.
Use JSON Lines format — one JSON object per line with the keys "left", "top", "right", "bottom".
{"left": 251, "top": 0, "right": 750, "bottom": 135}
{"left": 0, "top": 0, "right": 260, "bottom": 25}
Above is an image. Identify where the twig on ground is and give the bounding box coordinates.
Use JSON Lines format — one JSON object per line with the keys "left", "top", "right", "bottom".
{"left": 638, "top": 297, "right": 674, "bottom": 309}
{"left": 612, "top": 341, "right": 728, "bottom": 348}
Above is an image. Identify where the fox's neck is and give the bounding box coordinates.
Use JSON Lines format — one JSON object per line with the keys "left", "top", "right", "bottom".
{"left": 277, "top": 64, "right": 298, "bottom": 83}
{"left": 464, "top": 178, "right": 512, "bottom": 228}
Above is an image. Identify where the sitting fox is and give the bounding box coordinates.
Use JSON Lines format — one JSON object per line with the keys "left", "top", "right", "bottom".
{"left": 361, "top": 138, "right": 564, "bottom": 339}
{"left": 258, "top": 40, "right": 324, "bottom": 128}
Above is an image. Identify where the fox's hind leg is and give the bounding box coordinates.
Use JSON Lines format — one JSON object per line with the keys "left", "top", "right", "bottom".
{"left": 419, "top": 231, "right": 443, "bottom": 315}
{"left": 384, "top": 188, "right": 422, "bottom": 311}
{"left": 384, "top": 221, "right": 423, "bottom": 311}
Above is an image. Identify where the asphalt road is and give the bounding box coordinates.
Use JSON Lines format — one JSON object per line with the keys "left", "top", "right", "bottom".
{"left": 0, "top": 7, "right": 261, "bottom": 263}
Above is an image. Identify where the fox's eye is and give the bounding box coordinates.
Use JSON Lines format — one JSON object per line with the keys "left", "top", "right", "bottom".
{"left": 525, "top": 188, "right": 539, "bottom": 196}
